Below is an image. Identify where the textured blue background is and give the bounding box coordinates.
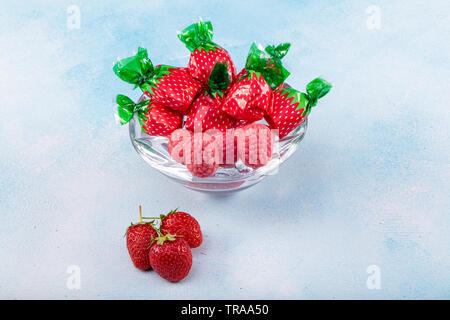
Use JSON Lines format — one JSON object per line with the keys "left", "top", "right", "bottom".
{"left": 0, "top": 0, "right": 449, "bottom": 299}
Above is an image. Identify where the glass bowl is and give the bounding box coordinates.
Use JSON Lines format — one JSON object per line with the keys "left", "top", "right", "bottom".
{"left": 129, "top": 95, "right": 308, "bottom": 193}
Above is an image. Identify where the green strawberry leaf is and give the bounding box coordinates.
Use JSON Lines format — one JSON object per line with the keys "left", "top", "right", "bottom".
{"left": 208, "top": 62, "right": 231, "bottom": 93}
{"left": 276, "top": 88, "right": 309, "bottom": 113}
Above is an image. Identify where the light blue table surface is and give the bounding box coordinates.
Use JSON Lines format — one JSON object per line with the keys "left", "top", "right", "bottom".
{"left": 0, "top": 0, "right": 449, "bottom": 299}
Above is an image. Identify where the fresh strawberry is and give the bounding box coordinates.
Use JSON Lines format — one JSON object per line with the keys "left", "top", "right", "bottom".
{"left": 160, "top": 209, "right": 202, "bottom": 248}
{"left": 148, "top": 234, "right": 192, "bottom": 282}
{"left": 265, "top": 78, "right": 332, "bottom": 139}
{"left": 236, "top": 123, "right": 274, "bottom": 169}
{"left": 185, "top": 63, "right": 237, "bottom": 132}
{"left": 221, "top": 43, "right": 291, "bottom": 121}
{"left": 113, "top": 47, "right": 201, "bottom": 113}
{"left": 125, "top": 206, "right": 158, "bottom": 271}
{"left": 186, "top": 132, "right": 219, "bottom": 178}
{"left": 116, "top": 94, "right": 182, "bottom": 136}
{"left": 178, "top": 19, "right": 236, "bottom": 84}
{"left": 168, "top": 129, "right": 192, "bottom": 164}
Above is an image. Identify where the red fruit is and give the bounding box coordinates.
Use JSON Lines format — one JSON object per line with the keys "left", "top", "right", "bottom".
{"left": 186, "top": 132, "right": 219, "bottom": 178}
{"left": 236, "top": 123, "right": 274, "bottom": 169}
{"left": 168, "top": 129, "right": 192, "bottom": 165}
{"left": 266, "top": 78, "right": 332, "bottom": 138}
{"left": 126, "top": 206, "right": 158, "bottom": 271}
{"left": 160, "top": 210, "right": 202, "bottom": 248}
{"left": 113, "top": 47, "right": 202, "bottom": 114}
{"left": 140, "top": 101, "right": 183, "bottom": 136}
{"left": 178, "top": 20, "right": 236, "bottom": 84}
{"left": 221, "top": 70, "right": 270, "bottom": 122}
{"left": 185, "top": 92, "right": 237, "bottom": 132}
{"left": 148, "top": 234, "right": 192, "bottom": 282}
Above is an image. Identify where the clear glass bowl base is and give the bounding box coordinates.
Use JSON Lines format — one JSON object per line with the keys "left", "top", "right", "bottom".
{"left": 129, "top": 116, "right": 308, "bottom": 193}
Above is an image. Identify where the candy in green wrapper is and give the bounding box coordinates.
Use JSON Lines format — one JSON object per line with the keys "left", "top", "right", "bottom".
{"left": 265, "top": 78, "right": 332, "bottom": 138}
{"left": 178, "top": 19, "right": 236, "bottom": 84}
{"left": 245, "top": 42, "right": 291, "bottom": 90}
{"left": 113, "top": 47, "right": 202, "bottom": 113}
{"left": 116, "top": 94, "right": 182, "bottom": 136}
{"left": 221, "top": 42, "right": 291, "bottom": 121}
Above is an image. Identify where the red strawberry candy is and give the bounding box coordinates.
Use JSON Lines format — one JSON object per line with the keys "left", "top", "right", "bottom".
{"left": 149, "top": 234, "right": 192, "bottom": 282}
{"left": 236, "top": 123, "right": 274, "bottom": 169}
{"left": 186, "top": 132, "right": 219, "bottom": 178}
{"left": 185, "top": 63, "right": 237, "bottom": 132}
{"left": 168, "top": 129, "right": 192, "bottom": 165}
{"left": 160, "top": 209, "right": 202, "bottom": 248}
{"left": 113, "top": 47, "right": 201, "bottom": 113}
{"left": 266, "top": 78, "right": 332, "bottom": 139}
{"left": 116, "top": 94, "right": 182, "bottom": 136}
{"left": 178, "top": 20, "right": 236, "bottom": 84}
{"left": 221, "top": 43, "right": 291, "bottom": 121}
{"left": 125, "top": 206, "right": 158, "bottom": 271}
{"left": 185, "top": 92, "right": 238, "bottom": 132}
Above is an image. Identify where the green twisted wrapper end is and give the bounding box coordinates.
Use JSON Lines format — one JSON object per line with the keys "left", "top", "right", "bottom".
{"left": 304, "top": 78, "right": 332, "bottom": 115}
{"left": 116, "top": 94, "right": 150, "bottom": 128}
{"left": 274, "top": 78, "right": 332, "bottom": 117}
{"left": 244, "top": 43, "right": 291, "bottom": 90}
{"left": 207, "top": 62, "right": 231, "bottom": 98}
{"left": 177, "top": 19, "right": 219, "bottom": 53}
{"left": 113, "top": 47, "right": 176, "bottom": 95}
{"left": 265, "top": 43, "right": 291, "bottom": 60}
{"left": 113, "top": 47, "right": 154, "bottom": 90}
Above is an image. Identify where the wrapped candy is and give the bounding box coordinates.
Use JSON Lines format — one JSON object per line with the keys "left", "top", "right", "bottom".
{"left": 178, "top": 19, "right": 236, "bottom": 84}
{"left": 116, "top": 94, "right": 182, "bottom": 136}
{"left": 265, "top": 78, "right": 332, "bottom": 138}
{"left": 221, "top": 43, "right": 291, "bottom": 121}
{"left": 113, "top": 47, "right": 201, "bottom": 113}
{"left": 185, "top": 62, "right": 238, "bottom": 132}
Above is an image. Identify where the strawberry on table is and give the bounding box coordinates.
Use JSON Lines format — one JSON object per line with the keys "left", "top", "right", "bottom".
{"left": 125, "top": 206, "right": 158, "bottom": 271}
{"left": 221, "top": 43, "right": 291, "bottom": 121}
{"left": 178, "top": 19, "right": 236, "bottom": 84}
{"left": 148, "top": 234, "right": 193, "bottom": 282}
{"left": 116, "top": 94, "right": 182, "bottom": 136}
{"left": 185, "top": 62, "right": 237, "bottom": 132}
{"left": 113, "top": 47, "right": 201, "bottom": 113}
{"left": 265, "top": 78, "right": 332, "bottom": 139}
{"left": 160, "top": 209, "right": 203, "bottom": 248}
{"left": 236, "top": 123, "right": 275, "bottom": 169}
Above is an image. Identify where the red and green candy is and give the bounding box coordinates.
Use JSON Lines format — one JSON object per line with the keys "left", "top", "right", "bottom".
{"left": 221, "top": 42, "right": 291, "bottom": 121}
{"left": 265, "top": 78, "right": 332, "bottom": 138}
{"left": 113, "top": 47, "right": 201, "bottom": 113}
{"left": 116, "top": 94, "right": 182, "bottom": 136}
{"left": 178, "top": 19, "right": 236, "bottom": 84}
